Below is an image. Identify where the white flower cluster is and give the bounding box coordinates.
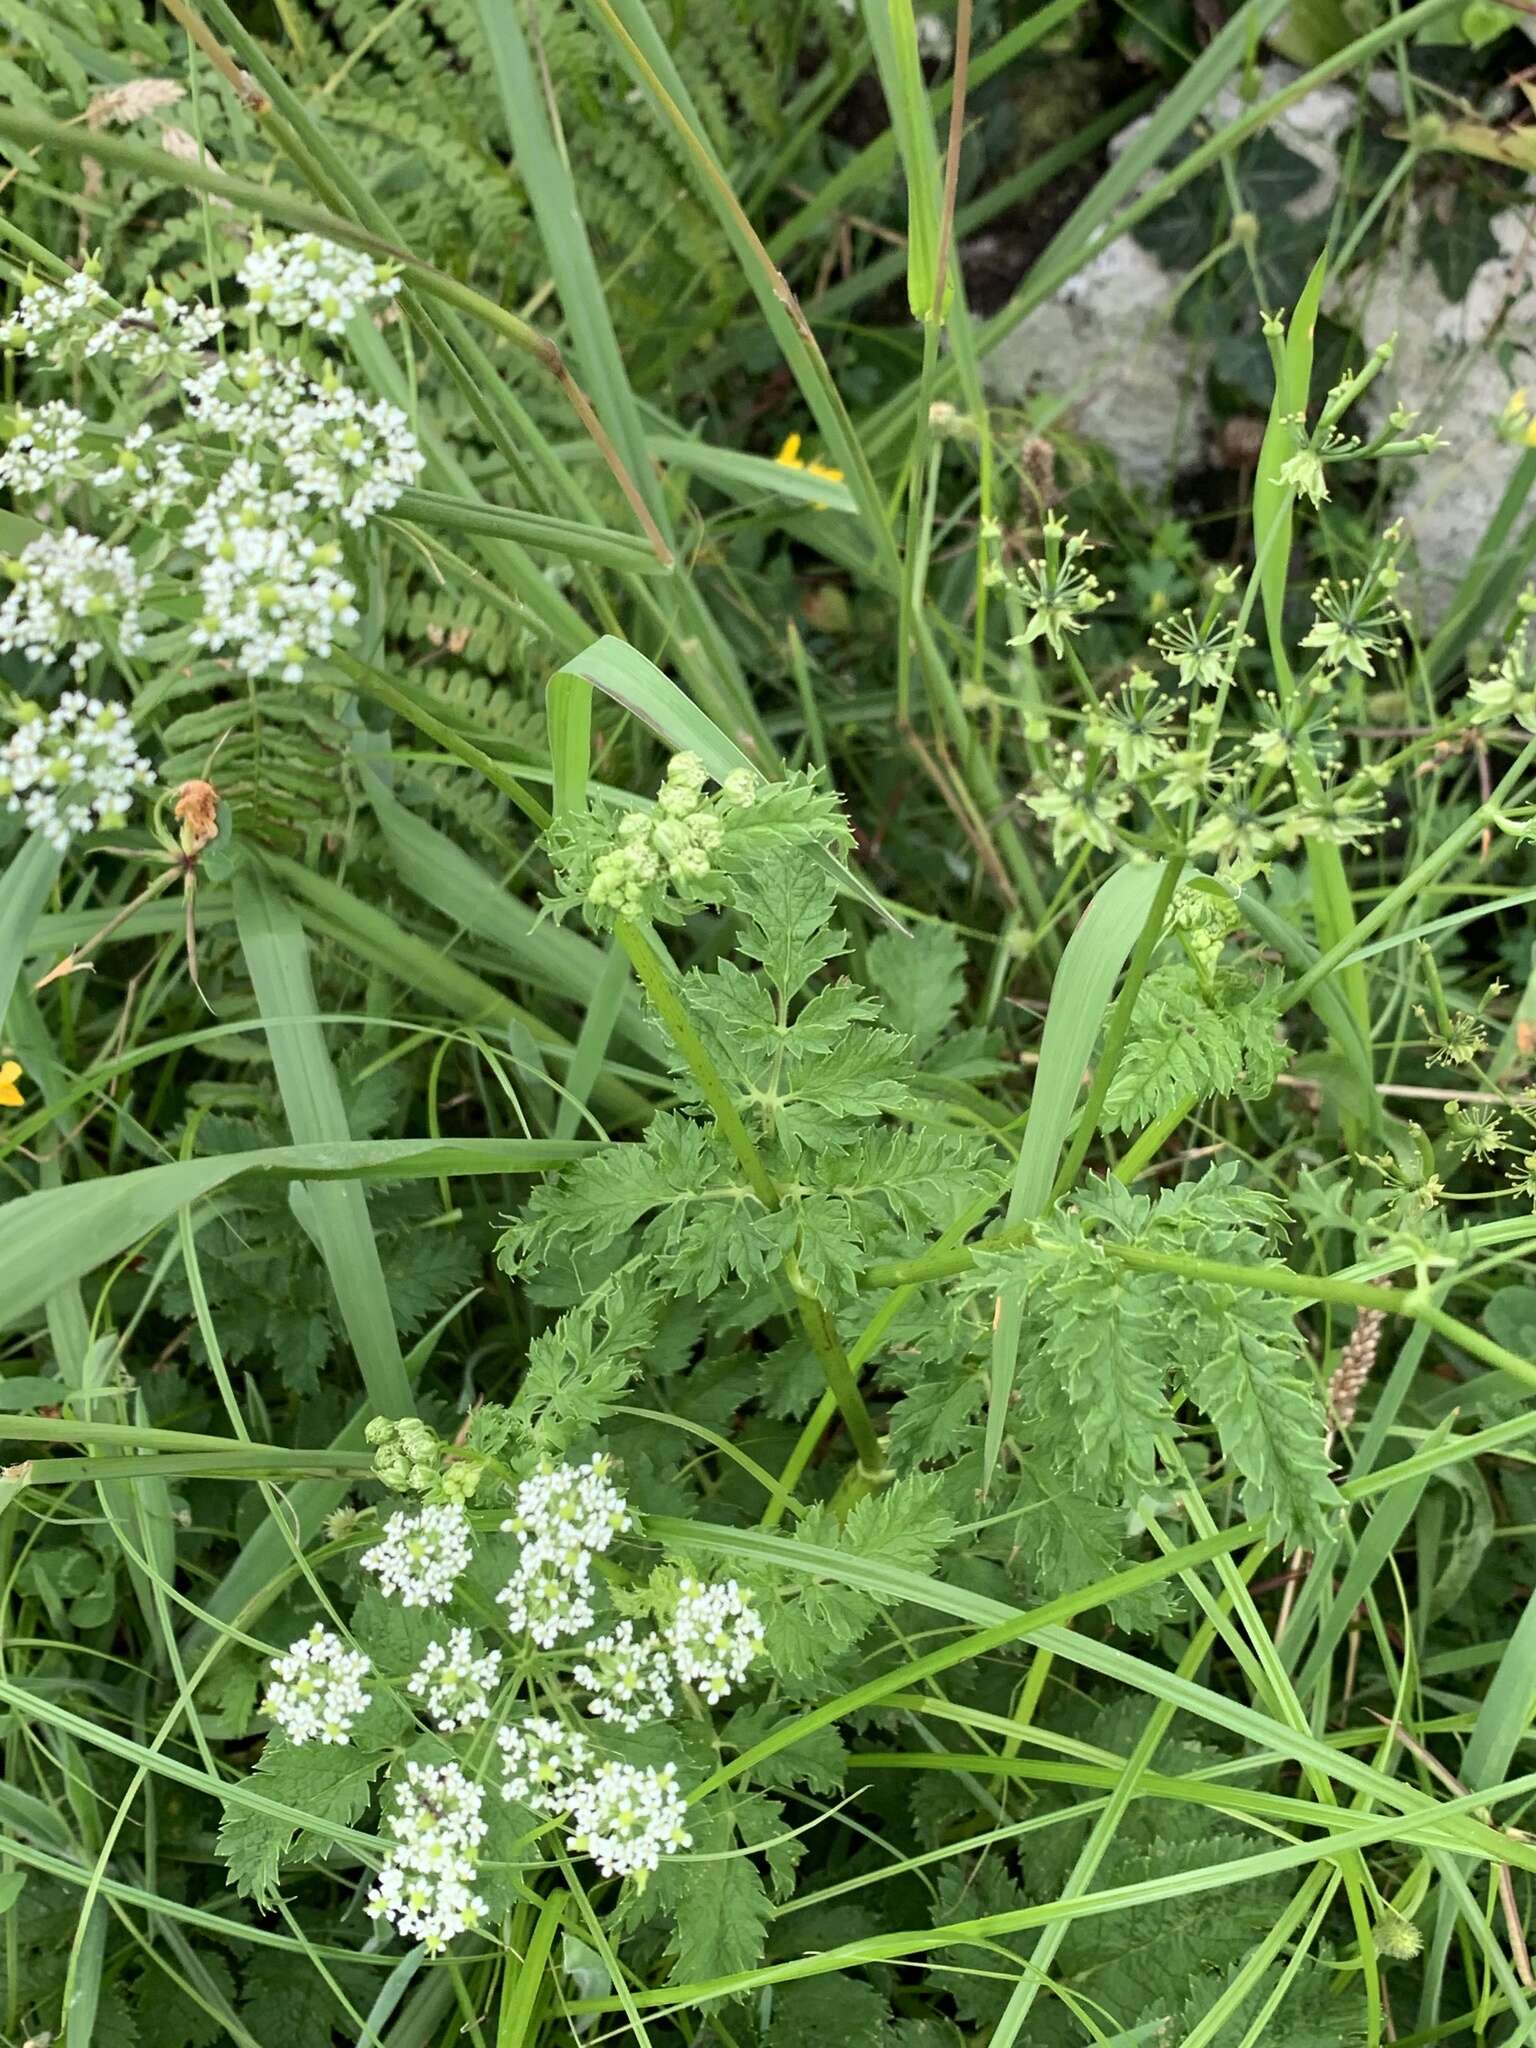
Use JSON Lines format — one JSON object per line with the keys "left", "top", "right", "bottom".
{"left": 0, "top": 269, "right": 110, "bottom": 363}
{"left": 0, "top": 401, "right": 88, "bottom": 495}
{"left": 184, "top": 461, "right": 361, "bottom": 683}
{"left": 497, "top": 1720, "right": 691, "bottom": 1883}
{"left": 262, "top": 1624, "right": 373, "bottom": 1745}
{"left": 0, "top": 529, "right": 147, "bottom": 682}
{"left": 0, "top": 691, "right": 155, "bottom": 852}
{"left": 184, "top": 350, "right": 422, "bottom": 528}
{"left": 568, "top": 1760, "right": 692, "bottom": 1881}
{"left": 86, "top": 289, "right": 224, "bottom": 376}
{"left": 585, "top": 753, "right": 757, "bottom": 920}
{"left": 366, "top": 1761, "right": 487, "bottom": 1953}
{"left": 667, "top": 1577, "right": 765, "bottom": 1705}
{"left": 361, "top": 1502, "right": 472, "bottom": 1608}
{"left": 0, "top": 247, "right": 422, "bottom": 689}
{"left": 101, "top": 425, "right": 194, "bottom": 520}
{"left": 572, "top": 1620, "right": 674, "bottom": 1733}
{"left": 407, "top": 1628, "right": 502, "bottom": 1733}
{"left": 496, "top": 1714, "right": 594, "bottom": 1813}
{"left": 496, "top": 1456, "right": 631, "bottom": 1648}
{"left": 239, "top": 233, "right": 399, "bottom": 336}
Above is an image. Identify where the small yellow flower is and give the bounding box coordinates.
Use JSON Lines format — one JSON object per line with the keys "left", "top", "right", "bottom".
{"left": 0, "top": 1061, "right": 23, "bottom": 1108}
{"left": 1501, "top": 389, "right": 1536, "bottom": 447}
{"left": 774, "top": 432, "right": 843, "bottom": 488}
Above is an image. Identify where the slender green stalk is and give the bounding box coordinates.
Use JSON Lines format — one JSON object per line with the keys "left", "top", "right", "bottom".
{"left": 614, "top": 917, "right": 885, "bottom": 1475}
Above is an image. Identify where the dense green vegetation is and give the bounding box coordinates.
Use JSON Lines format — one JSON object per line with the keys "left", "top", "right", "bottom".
{"left": 5, "top": 3, "right": 1536, "bottom": 2044}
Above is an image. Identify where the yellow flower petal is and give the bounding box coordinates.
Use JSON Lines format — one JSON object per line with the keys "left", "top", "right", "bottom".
{"left": 806, "top": 459, "right": 844, "bottom": 485}
{"left": 774, "top": 433, "right": 804, "bottom": 470}
{"left": 0, "top": 1061, "right": 22, "bottom": 1109}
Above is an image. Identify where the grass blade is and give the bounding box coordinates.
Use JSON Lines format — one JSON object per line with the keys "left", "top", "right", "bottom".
{"left": 0, "top": 1136, "right": 589, "bottom": 1331}
{"left": 238, "top": 868, "right": 441, "bottom": 1419}
{"left": 983, "top": 862, "right": 1168, "bottom": 1491}
{"left": 0, "top": 834, "right": 60, "bottom": 1029}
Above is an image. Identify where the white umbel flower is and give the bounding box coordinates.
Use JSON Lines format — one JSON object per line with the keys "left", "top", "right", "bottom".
{"left": 501, "top": 1455, "right": 632, "bottom": 1558}
{"left": 360, "top": 1502, "right": 472, "bottom": 1608}
{"left": 183, "top": 348, "right": 421, "bottom": 528}
{"left": 239, "top": 233, "right": 400, "bottom": 335}
{"left": 0, "top": 528, "right": 147, "bottom": 679}
{"left": 184, "top": 464, "right": 360, "bottom": 683}
{"left": 100, "top": 425, "right": 194, "bottom": 520}
{"left": 366, "top": 1760, "right": 488, "bottom": 1953}
{"left": 495, "top": 1544, "right": 595, "bottom": 1649}
{"left": 0, "top": 692, "right": 155, "bottom": 853}
{"left": 496, "top": 1714, "right": 594, "bottom": 1813}
{"left": 183, "top": 347, "right": 309, "bottom": 434}
{"left": 0, "top": 269, "right": 110, "bottom": 364}
{"left": 84, "top": 289, "right": 224, "bottom": 375}
{"left": 667, "top": 1578, "right": 764, "bottom": 1704}
{"left": 572, "top": 1621, "right": 674, "bottom": 1733}
{"left": 566, "top": 1759, "right": 692, "bottom": 1881}
{"left": 271, "top": 376, "right": 424, "bottom": 528}
{"left": 497, "top": 1456, "right": 633, "bottom": 1648}
{"left": 406, "top": 1628, "right": 502, "bottom": 1733}
{"left": 0, "top": 401, "right": 90, "bottom": 495}
{"left": 262, "top": 1623, "right": 372, "bottom": 1745}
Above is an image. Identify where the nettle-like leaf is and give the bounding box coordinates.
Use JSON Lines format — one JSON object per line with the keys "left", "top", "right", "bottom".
{"left": 217, "top": 1738, "right": 384, "bottom": 1907}
{"left": 494, "top": 1269, "right": 659, "bottom": 1460}
{"left": 1103, "top": 959, "right": 1288, "bottom": 1134}
{"left": 867, "top": 921, "right": 1001, "bottom": 1083}
{"left": 760, "top": 1474, "right": 955, "bottom": 1684}
{"left": 1004, "top": 1458, "right": 1175, "bottom": 1632}
{"left": 720, "top": 1705, "right": 848, "bottom": 1794}
{"left": 978, "top": 1165, "right": 1337, "bottom": 1546}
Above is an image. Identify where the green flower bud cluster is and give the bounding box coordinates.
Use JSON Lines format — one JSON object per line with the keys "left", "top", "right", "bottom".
{"left": 1167, "top": 881, "right": 1239, "bottom": 974}
{"left": 585, "top": 754, "right": 756, "bottom": 921}
{"left": 365, "top": 1416, "right": 485, "bottom": 1504}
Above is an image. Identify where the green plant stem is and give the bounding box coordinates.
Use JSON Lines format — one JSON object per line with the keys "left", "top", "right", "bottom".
{"left": 614, "top": 917, "right": 886, "bottom": 1476}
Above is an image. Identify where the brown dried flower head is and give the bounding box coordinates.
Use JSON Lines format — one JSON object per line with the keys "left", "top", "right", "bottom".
{"left": 85, "top": 79, "right": 185, "bottom": 129}
{"left": 174, "top": 779, "right": 221, "bottom": 857}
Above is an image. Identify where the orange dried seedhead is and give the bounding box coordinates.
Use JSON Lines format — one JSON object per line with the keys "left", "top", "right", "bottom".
{"left": 174, "top": 778, "right": 221, "bottom": 856}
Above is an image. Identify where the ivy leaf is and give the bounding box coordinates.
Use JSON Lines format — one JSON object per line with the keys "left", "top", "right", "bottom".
{"left": 217, "top": 1739, "right": 382, "bottom": 1907}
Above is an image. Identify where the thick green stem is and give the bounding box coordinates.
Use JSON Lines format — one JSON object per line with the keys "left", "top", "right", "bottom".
{"left": 614, "top": 919, "right": 887, "bottom": 1476}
